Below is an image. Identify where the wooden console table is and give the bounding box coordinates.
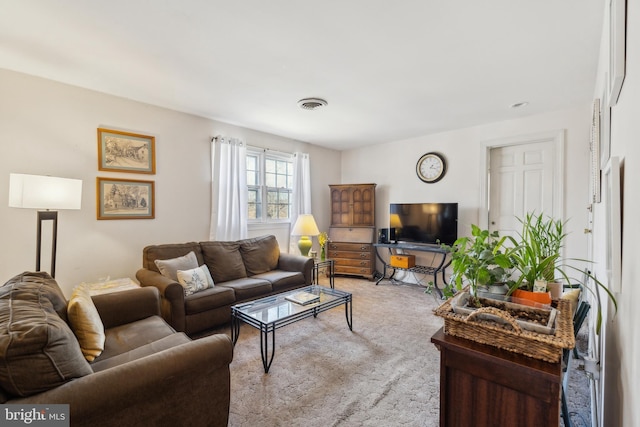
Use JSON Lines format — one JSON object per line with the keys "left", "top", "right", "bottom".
{"left": 431, "top": 328, "right": 561, "bottom": 426}
{"left": 373, "top": 242, "right": 451, "bottom": 297}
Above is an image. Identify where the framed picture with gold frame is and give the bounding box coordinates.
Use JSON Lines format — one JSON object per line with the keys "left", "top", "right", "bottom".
{"left": 98, "top": 128, "right": 156, "bottom": 174}
{"left": 97, "top": 177, "right": 154, "bottom": 220}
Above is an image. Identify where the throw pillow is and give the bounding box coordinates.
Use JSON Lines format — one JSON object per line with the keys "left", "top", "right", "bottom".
{"left": 239, "top": 235, "right": 280, "bottom": 275}
{"left": 200, "top": 241, "right": 247, "bottom": 283}
{"left": 67, "top": 285, "right": 106, "bottom": 362}
{"left": 154, "top": 251, "right": 199, "bottom": 281}
{"left": 176, "top": 265, "right": 215, "bottom": 296}
{"left": 0, "top": 278, "right": 92, "bottom": 397}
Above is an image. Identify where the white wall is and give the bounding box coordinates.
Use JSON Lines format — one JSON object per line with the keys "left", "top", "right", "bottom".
{"left": 341, "top": 105, "right": 593, "bottom": 270}
{"left": 590, "top": 0, "right": 640, "bottom": 425}
{"left": 0, "top": 69, "right": 341, "bottom": 297}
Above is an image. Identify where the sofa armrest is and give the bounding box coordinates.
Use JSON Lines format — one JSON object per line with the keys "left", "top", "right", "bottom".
{"left": 92, "top": 287, "right": 161, "bottom": 329}
{"left": 136, "top": 268, "right": 186, "bottom": 332}
{"left": 12, "top": 334, "right": 233, "bottom": 427}
{"left": 278, "top": 253, "right": 314, "bottom": 285}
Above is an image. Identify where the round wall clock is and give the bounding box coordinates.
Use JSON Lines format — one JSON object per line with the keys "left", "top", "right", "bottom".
{"left": 416, "top": 152, "right": 447, "bottom": 183}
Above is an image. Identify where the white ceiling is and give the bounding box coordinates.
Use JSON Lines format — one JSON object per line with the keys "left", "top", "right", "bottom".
{"left": 0, "top": 0, "right": 603, "bottom": 151}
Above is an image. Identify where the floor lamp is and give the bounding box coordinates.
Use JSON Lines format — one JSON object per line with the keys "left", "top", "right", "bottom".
{"left": 291, "top": 214, "right": 320, "bottom": 257}
{"left": 9, "top": 173, "right": 83, "bottom": 278}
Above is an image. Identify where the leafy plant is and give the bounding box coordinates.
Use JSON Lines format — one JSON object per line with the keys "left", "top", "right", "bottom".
{"left": 508, "top": 212, "right": 617, "bottom": 333}
{"left": 445, "top": 225, "right": 516, "bottom": 301}
{"left": 507, "top": 212, "right": 566, "bottom": 287}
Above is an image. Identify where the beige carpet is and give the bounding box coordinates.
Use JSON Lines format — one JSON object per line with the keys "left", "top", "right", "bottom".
{"left": 209, "top": 277, "right": 442, "bottom": 427}
{"left": 206, "top": 277, "right": 591, "bottom": 427}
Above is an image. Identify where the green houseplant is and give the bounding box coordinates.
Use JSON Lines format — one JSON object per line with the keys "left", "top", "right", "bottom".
{"left": 446, "top": 224, "right": 516, "bottom": 303}
{"left": 508, "top": 212, "right": 617, "bottom": 333}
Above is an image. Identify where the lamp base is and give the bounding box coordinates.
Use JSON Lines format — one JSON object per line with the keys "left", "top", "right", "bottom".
{"left": 297, "top": 236, "right": 312, "bottom": 257}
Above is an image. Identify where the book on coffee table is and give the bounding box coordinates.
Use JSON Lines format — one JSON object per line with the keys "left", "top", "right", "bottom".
{"left": 285, "top": 291, "right": 320, "bottom": 306}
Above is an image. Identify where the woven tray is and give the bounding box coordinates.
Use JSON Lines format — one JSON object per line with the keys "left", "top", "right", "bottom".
{"left": 434, "top": 294, "right": 575, "bottom": 363}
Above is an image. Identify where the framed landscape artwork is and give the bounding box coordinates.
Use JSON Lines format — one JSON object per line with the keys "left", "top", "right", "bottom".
{"left": 98, "top": 128, "right": 156, "bottom": 174}
{"left": 97, "top": 177, "right": 155, "bottom": 220}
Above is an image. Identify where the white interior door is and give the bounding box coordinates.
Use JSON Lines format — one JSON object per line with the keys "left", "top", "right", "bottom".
{"left": 481, "top": 130, "right": 564, "bottom": 236}
{"left": 489, "top": 141, "right": 555, "bottom": 236}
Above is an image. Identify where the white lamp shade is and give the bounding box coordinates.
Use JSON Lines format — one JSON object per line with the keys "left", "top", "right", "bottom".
{"left": 291, "top": 214, "right": 320, "bottom": 236}
{"left": 9, "top": 173, "right": 82, "bottom": 210}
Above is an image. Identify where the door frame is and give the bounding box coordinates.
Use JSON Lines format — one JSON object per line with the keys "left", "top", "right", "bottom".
{"left": 479, "top": 129, "right": 565, "bottom": 229}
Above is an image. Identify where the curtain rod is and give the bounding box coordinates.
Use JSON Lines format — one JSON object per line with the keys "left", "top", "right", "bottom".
{"left": 247, "top": 145, "right": 294, "bottom": 157}
{"left": 211, "top": 136, "right": 294, "bottom": 157}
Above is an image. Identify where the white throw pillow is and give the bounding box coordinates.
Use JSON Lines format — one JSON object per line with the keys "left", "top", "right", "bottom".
{"left": 67, "top": 285, "right": 105, "bottom": 362}
{"left": 154, "top": 251, "right": 199, "bottom": 281}
{"left": 176, "top": 265, "right": 215, "bottom": 296}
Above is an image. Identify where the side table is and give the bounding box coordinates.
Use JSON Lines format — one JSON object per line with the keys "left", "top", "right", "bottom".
{"left": 80, "top": 277, "right": 139, "bottom": 296}
{"left": 312, "top": 258, "right": 335, "bottom": 289}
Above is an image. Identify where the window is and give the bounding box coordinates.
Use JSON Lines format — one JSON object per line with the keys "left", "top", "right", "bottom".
{"left": 247, "top": 149, "right": 293, "bottom": 222}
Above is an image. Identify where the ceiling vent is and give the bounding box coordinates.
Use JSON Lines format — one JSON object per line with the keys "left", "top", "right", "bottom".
{"left": 298, "top": 98, "right": 328, "bottom": 110}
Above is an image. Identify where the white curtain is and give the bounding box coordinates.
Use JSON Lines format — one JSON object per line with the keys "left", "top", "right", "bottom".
{"left": 289, "top": 152, "right": 312, "bottom": 253}
{"left": 210, "top": 136, "right": 248, "bottom": 241}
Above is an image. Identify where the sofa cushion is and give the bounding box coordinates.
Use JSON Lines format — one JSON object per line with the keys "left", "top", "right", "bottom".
{"left": 155, "top": 251, "right": 199, "bottom": 281}
{"left": 177, "top": 265, "right": 214, "bottom": 296}
{"left": 67, "top": 285, "right": 106, "bottom": 361}
{"left": 143, "top": 242, "right": 204, "bottom": 274}
{"left": 200, "top": 241, "right": 247, "bottom": 283}
{"left": 252, "top": 270, "right": 305, "bottom": 292}
{"left": 184, "top": 285, "right": 236, "bottom": 315}
{"left": 239, "top": 235, "right": 280, "bottom": 276}
{"left": 93, "top": 316, "right": 176, "bottom": 362}
{"left": 217, "top": 277, "right": 273, "bottom": 302}
{"left": 90, "top": 333, "right": 192, "bottom": 372}
{"left": 3, "top": 271, "right": 69, "bottom": 321}
{"left": 0, "top": 275, "right": 92, "bottom": 397}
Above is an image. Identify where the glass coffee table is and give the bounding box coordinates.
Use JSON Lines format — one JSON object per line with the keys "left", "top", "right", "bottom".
{"left": 231, "top": 285, "right": 352, "bottom": 373}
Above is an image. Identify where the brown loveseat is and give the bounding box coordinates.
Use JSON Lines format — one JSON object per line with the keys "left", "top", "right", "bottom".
{"left": 0, "top": 272, "right": 233, "bottom": 427}
{"left": 136, "top": 235, "right": 314, "bottom": 336}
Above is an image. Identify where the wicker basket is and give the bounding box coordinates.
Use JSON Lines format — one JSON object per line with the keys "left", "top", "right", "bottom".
{"left": 434, "top": 293, "right": 575, "bottom": 363}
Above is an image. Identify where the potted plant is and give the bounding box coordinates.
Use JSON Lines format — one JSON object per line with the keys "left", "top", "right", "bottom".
{"left": 508, "top": 212, "right": 617, "bottom": 333}
{"left": 446, "top": 224, "right": 516, "bottom": 304}
{"left": 504, "top": 212, "right": 565, "bottom": 305}
{"left": 443, "top": 225, "right": 558, "bottom": 335}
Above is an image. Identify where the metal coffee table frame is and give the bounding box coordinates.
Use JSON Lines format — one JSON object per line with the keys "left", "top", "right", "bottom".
{"left": 231, "top": 285, "right": 352, "bottom": 373}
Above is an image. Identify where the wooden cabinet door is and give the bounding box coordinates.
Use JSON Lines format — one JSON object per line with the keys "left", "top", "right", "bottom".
{"left": 329, "top": 184, "right": 375, "bottom": 227}
{"left": 330, "top": 186, "right": 352, "bottom": 227}
{"left": 351, "top": 185, "right": 375, "bottom": 226}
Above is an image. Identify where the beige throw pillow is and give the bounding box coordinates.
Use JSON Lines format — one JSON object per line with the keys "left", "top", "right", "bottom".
{"left": 154, "top": 251, "right": 199, "bottom": 281}
{"left": 67, "top": 285, "right": 105, "bottom": 362}
{"left": 176, "top": 265, "right": 215, "bottom": 296}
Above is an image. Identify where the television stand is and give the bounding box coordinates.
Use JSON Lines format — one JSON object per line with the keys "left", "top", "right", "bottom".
{"left": 373, "top": 242, "right": 451, "bottom": 298}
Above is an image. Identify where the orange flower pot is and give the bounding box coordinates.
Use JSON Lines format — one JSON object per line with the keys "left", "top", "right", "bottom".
{"left": 511, "top": 289, "right": 552, "bottom": 306}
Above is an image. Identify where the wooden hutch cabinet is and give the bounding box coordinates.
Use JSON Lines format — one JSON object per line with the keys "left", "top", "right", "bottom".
{"left": 328, "top": 184, "right": 376, "bottom": 279}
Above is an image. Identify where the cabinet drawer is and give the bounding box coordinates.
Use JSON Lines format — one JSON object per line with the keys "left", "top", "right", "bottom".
{"left": 328, "top": 250, "right": 372, "bottom": 260}
{"left": 329, "top": 242, "right": 372, "bottom": 252}
{"left": 334, "top": 258, "right": 371, "bottom": 268}
{"left": 335, "top": 265, "right": 373, "bottom": 275}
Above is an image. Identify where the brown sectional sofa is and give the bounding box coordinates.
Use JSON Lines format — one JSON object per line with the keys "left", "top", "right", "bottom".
{"left": 0, "top": 271, "right": 233, "bottom": 427}
{"left": 136, "top": 235, "right": 314, "bottom": 336}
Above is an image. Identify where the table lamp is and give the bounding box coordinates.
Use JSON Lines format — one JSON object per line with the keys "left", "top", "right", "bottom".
{"left": 9, "top": 173, "right": 83, "bottom": 278}
{"left": 291, "top": 214, "right": 320, "bottom": 256}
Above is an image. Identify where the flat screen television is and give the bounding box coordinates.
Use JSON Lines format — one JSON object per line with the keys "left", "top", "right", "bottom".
{"left": 389, "top": 203, "right": 458, "bottom": 245}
